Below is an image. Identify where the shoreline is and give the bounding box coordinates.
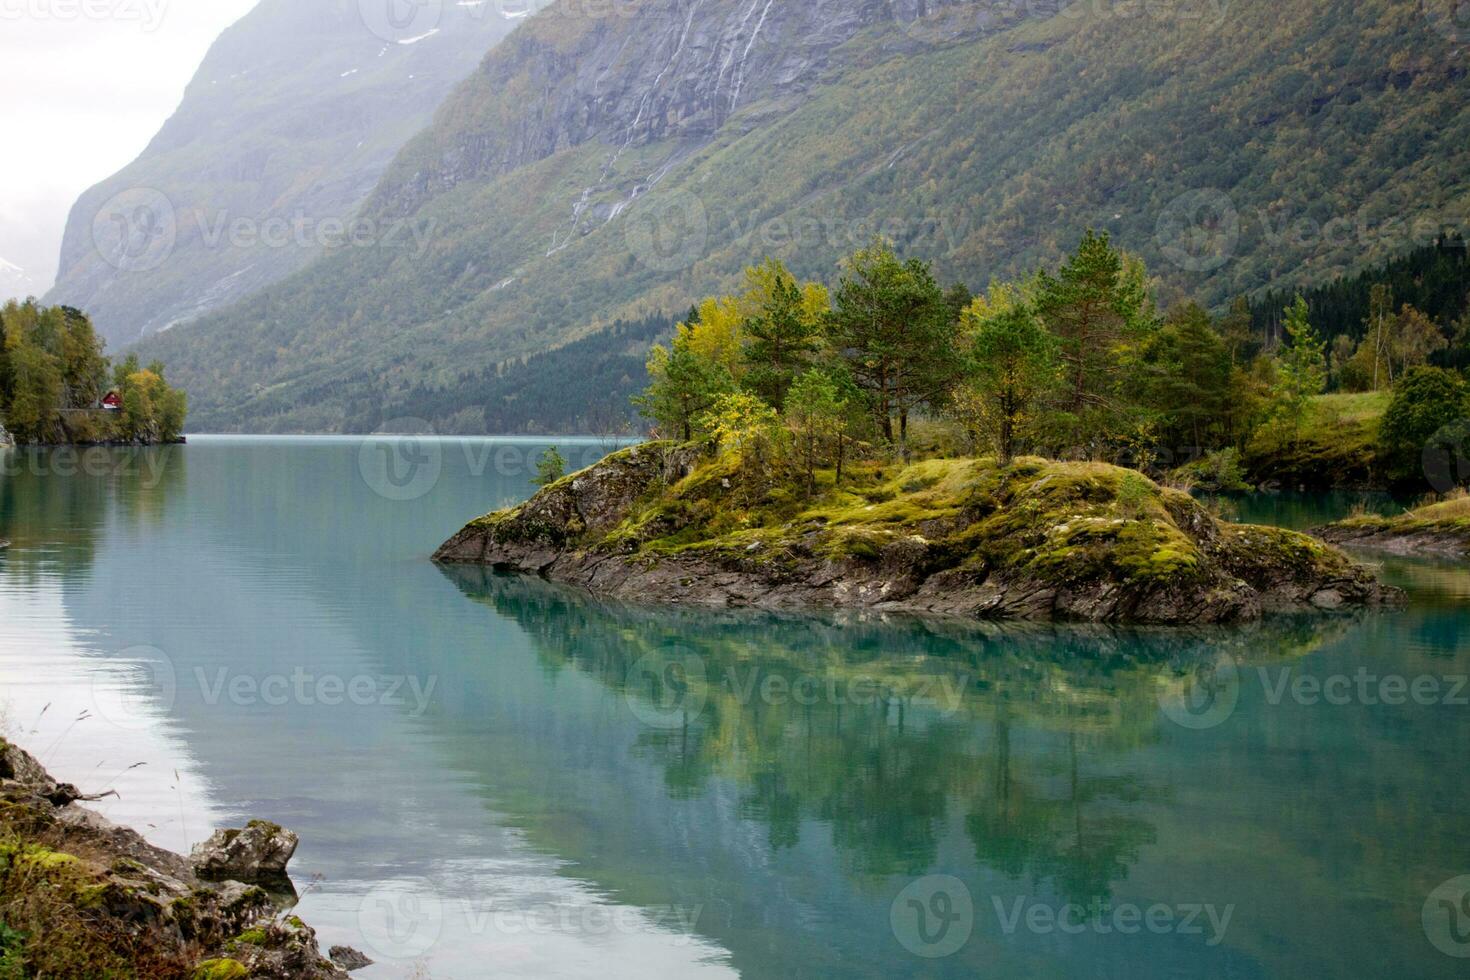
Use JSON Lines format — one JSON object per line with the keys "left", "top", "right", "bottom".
{"left": 0, "top": 737, "right": 365, "bottom": 978}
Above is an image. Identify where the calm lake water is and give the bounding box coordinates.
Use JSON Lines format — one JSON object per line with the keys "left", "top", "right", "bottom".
{"left": 1, "top": 436, "right": 1468, "bottom": 978}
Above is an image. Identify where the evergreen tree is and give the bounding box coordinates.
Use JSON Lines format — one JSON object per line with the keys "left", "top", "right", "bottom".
{"left": 1269, "top": 297, "right": 1327, "bottom": 441}
{"left": 956, "top": 300, "right": 1058, "bottom": 464}
{"left": 827, "top": 242, "right": 960, "bottom": 457}
{"left": 1139, "top": 303, "right": 1230, "bottom": 450}
{"left": 741, "top": 269, "right": 824, "bottom": 409}
{"left": 1033, "top": 230, "right": 1154, "bottom": 454}
{"left": 532, "top": 446, "right": 567, "bottom": 487}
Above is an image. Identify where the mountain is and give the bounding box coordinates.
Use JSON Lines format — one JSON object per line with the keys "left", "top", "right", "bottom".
{"left": 137, "top": 0, "right": 1470, "bottom": 433}
{"left": 0, "top": 257, "right": 36, "bottom": 303}
{"left": 44, "top": 0, "right": 520, "bottom": 349}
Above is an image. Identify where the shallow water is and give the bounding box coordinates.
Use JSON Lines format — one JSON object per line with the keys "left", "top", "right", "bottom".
{"left": 1, "top": 437, "right": 1467, "bottom": 978}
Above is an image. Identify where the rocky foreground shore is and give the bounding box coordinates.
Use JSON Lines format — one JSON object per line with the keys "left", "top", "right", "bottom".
{"left": 435, "top": 444, "right": 1400, "bottom": 625}
{"left": 0, "top": 738, "right": 366, "bottom": 979}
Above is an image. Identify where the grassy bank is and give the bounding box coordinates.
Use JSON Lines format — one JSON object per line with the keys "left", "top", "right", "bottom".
{"left": 1242, "top": 391, "right": 1390, "bottom": 490}
{"left": 1316, "top": 491, "right": 1470, "bottom": 558}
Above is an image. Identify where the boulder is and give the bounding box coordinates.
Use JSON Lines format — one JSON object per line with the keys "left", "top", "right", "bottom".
{"left": 191, "top": 820, "right": 299, "bottom": 882}
{"left": 330, "top": 946, "right": 375, "bottom": 971}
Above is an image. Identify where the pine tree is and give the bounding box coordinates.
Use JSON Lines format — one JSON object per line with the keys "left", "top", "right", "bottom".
{"left": 1033, "top": 230, "right": 1154, "bottom": 453}
{"left": 741, "top": 270, "right": 823, "bottom": 409}
{"left": 827, "top": 242, "right": 959, "bottom": 457}
{"left": 958, "top": 301, "right": 1058, "bottom": 464}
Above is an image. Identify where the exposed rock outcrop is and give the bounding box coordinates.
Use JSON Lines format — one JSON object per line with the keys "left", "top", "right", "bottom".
{"left": 435, "top": 444, "right": 1400, "bottom": 625}
{"left": 0, "top": 738, "right": 347, "bottom": 978}
{"left": 373, "top": 0, "right": 1020, "bottom": 216}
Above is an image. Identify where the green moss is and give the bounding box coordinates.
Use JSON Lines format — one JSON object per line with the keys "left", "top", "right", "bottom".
{"left": 194, "top": 958, "right": 250, "bottom": 980}
{"left": 227, "top": 927, "right": 270, "bottom": 950}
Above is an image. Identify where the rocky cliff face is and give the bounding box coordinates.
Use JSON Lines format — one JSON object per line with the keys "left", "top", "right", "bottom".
{"left": 372, "top": 0, "right": 1017, "bottom": 218}
{"left": 46, "top": 0, "right": 518, "bottom": 347}
{"left": 435, "top": 445, "right": 1399, "bottom": 625}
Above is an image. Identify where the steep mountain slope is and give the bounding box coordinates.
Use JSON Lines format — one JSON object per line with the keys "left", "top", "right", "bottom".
{"left": 45, "top": 0, "right": 518, "bottom": 348}
{"left": 140, "top": 0, "right": 1470, "bottom": 433}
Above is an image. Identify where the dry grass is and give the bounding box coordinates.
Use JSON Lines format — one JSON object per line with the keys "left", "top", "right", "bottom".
{"left": 1408, "top": 488, "right": 1470, "bottom": 522}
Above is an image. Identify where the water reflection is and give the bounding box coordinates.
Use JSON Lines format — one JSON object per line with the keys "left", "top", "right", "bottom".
{"left": 1, "top": 438, "right": 1468, "bottom": 978}
{"left": 437, "top": 567, "right": 1470, "bottom": 978}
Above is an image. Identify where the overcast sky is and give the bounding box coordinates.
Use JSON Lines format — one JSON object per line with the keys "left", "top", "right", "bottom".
{"left": 0, "top": 0, "right": 261, "bottom": 297}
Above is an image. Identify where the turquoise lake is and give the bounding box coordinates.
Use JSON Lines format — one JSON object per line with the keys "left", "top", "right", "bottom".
{"left": 1, "top": 436, "right": 1468, "bottom": 978}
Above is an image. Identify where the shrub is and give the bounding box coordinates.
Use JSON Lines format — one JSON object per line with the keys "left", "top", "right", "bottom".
{"left": 1378, "top": 367, "right": 1470, "bottom": 489}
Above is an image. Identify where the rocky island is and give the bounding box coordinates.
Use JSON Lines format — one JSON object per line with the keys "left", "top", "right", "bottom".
{"left": 434, "top": 443, "right": 1398, "bottom": 625}
{"left": 1314, "top": 493, "right": 1470, "bottom": 559}
{"left": 0, "top": 738, "right": 364, "bottom": 979}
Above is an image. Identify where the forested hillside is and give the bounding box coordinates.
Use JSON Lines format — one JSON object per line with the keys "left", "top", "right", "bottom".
{"left": 138, "top": 0, "right": 1470, "bottom": 433}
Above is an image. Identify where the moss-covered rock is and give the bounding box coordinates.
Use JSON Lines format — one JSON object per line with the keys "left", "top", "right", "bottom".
{"left": 193, "top": 959, "right": 250, "bottom": 980}
{"left": 0, "top": 740, "right": 346, "bottom": 979}
{"left": 436, "top": 446, "right": 1398, "bottom": 624}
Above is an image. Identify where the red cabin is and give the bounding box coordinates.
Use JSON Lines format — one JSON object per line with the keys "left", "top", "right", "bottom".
{"left": 101, "top": 391, "right": 122, "bottom": 412}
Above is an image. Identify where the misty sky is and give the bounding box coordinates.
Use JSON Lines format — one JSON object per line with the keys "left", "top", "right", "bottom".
{"left": 0, "top": 0, "right": 260, "bottom": 297}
